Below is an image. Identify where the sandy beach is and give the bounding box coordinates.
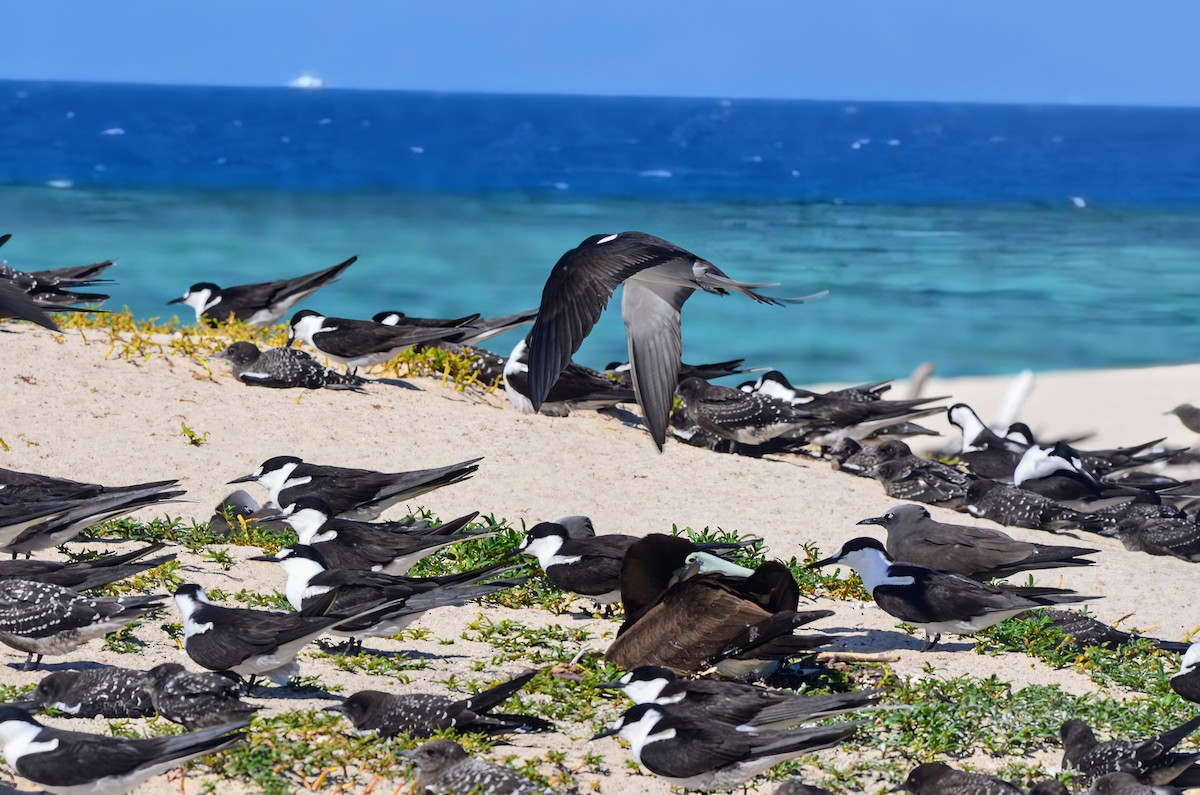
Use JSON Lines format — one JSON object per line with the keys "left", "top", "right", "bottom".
{"left": 0, "top": 321, "right": 1197, "bottom": 794}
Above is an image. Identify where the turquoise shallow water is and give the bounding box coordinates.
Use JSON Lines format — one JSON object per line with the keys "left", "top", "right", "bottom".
{"left": 1, "top": 185, "right": 1196, "bottom": 383}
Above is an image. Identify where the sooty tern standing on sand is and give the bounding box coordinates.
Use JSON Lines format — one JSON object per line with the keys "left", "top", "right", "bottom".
{"left": 810, "top": 537, "right": 1096, "bottom": 650}
{"left": 259, "top": 545, "right": 520, "bottom": 651}
{"left": 21, "top": 666, "right": 155, "bottom": 719}
{"left": 0, "top": 581, "right": 165, "bottom": 671}
{"left": 288, "top": 309, "right": 467, "bottom": 374}
{"left": 170, "top": 255, "right": 355, "bottom": 326}
{"left": 146, "top": 662, "right": 259, "bottom": 730}
{"left": 1060, "top": 715, "right": 1200, "bottom": 786}
{"left": 606, "top": 534, "right": 831, "bottom": 677}
{"left": 858, "top": 504, "right": 1098, "bottom": 580}
{"left": 214, "top": 342, "right": 368, "bottom": 391}
{"left": 173, "top": 583, "right": 400, "bottom": 685}
{"left": 404, "top": 739, "right": 552, "bottom": 795}
{"left": 592, "top": 702, "right": 860, "bottom": 792}
{"left": 523, "top": 231, "right": 825, "bottom": 450}
{"left": 895, "top": 761, "right": 1023, "bottom": 794}
{"left": 502, "top": 338, "right": 636, "bottom": 417}
{"left": 601, "top": 665, "right": 882, "bottom": 729}
{"left": 374, "top": 307, "right": 538, "bottom": 344}
{"left": 229, "top": 454, "right": 480, "bottom": 519}
{"left": 0, "top": 706, "right": 246, "bottom": 795}
{"left": 328, "top": 668, "right": 552, "bottom": 738}
{"left": 264, "top": 496, "right": 488, "bottom": 574}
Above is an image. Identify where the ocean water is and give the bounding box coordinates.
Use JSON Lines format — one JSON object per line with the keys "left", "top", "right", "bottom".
{"left": 2, "top": 80, "right": 1198, "bottom": 383}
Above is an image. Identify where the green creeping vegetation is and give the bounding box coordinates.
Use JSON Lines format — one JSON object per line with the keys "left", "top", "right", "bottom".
{"left": 81, "top": 514, "right": 298, "bottom": 555}
{"left": 52, "top": 308, "right": 499, "bottom": 393}
{"left": 76, "top": 512, "right": 1200, "bottom": 794}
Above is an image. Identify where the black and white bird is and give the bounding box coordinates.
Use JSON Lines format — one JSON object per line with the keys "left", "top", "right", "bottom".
{"left": 515, "top": 521, "right": 641, "bottom": 605}
{"left": 214, "top": 342, "right": 368, "bottom": 391}
{"left": 170, "top": 255, "right": 355, "bottom": 326}
{"left": 1171, "top": 642, "right": 1200, "bottom": 704}
{"left": 947, "top": 402, "right": 1027, "bottom": 480}
{"left": 857, "top": 504, "right": 1098, "bottom": 580}
{"left": 675, "top": 376, "right": 818, "bottom": 446}
{"left": 229, "top": 454, "right": 480, "bottom": 520}
{"left": 173, "top": 583, "right": 401, "bottom": 685}
{"left": 146, "top": 662, "right": 260, "bottom": 730}
{"left": 288, "top": 309, "right": 467, "bottom": 374}
{"left": 373, "top": 307, "right": 538, "bottom": 344}
{"left": 0, "top": 705, "right": 246, "bottom": 795}
{"left": 502, "top": 338, "right": 635, "bottom": 417}
{"left": 21, "top": 666, "right": 155, "bottom": 719}
{"left": 606, "top": 534, "right": 832, "bottom": 678}
{"left": 601, "top": 665, "right": 881, "bottom": 729}
{"left": 259, "top": 544, "right": 520, "bottom": 649}
{"left": 263, "top": 496, "right": 489, "bottom": 574}
{"left": 809, "top": 537, "right": 1096, "bottom": 650}
{"left": 894, "top": 761, "right": 1023, "bottom": 794}
{"left": 1060, "top": 715, "right": 1200, "bottom": 786}
{"left": 404, "top": 739, "right": 552, "bottom": 795}
{"left": 0, "top": 542, "right": 173, "bottom": 592}
{"left": 592, "top": 702, "right": 860, "bottom": 792}
{"left": 523, "top": 231, "right": 824, "bottom": 450}
{"left": 327, "top": 668, "right": 551, "bottom": 738}
{"left": 0, "top": 580, "right": 165, "bottom": 670}
{"left": 1013, "top": 443, "right": 1109, "bottom": 502}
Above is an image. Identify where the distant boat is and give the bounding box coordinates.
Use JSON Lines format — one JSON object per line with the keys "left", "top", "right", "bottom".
{"left": 289, "top": 75, "right": 325, "bottom": 90}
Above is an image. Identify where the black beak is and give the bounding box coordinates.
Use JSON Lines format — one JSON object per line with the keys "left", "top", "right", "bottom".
{"left": 590, "top": 726, "right": 619, "bottom": 741}
{"left": 168, "top": 296, "right": 184, "bottom": 305}
{"left": 227, "top": 473, "right": 257, "bottom": 485}
{"left": 322, "top": 703, "right": 344, "bottom": 714}
{"left": 806, "top": 554, "right": 841, "bottom": 570}
{"left": 856, "top": 516, "right": 887, "bottom": 526}
{"left": 247, "top": 554, "right": 278, "bottom": 562}
{"left": 594, "top": 681, "right": 626, "bottom": 690}
{"left": 255, "top": 512, "right": 288, "bottom": 523}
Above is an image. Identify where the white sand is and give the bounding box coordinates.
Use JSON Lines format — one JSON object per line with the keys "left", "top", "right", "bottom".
{"left": 0, "top": 324, "right": 1197, "bottom": 793}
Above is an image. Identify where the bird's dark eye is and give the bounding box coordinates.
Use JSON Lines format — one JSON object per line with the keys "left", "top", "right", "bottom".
{"left": 885, "top": 513, "right": 893, "bottom": 520}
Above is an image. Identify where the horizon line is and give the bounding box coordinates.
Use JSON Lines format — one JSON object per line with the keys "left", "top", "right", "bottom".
{"left": 4, "top": 76, "right": 1199, "bottom": 113}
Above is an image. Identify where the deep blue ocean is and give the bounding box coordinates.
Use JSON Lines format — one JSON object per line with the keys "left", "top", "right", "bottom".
{"left": 2, "top": 80, "right": 1198, "bottom": 382}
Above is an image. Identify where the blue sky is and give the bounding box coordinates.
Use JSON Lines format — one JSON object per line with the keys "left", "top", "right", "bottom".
{"left": 7, "top": 2, "right": 1200, "bottom": 106}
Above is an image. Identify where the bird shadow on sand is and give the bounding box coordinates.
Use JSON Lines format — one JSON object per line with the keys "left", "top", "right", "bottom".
{"left": 249, "top": 683, "right": 343, "bottom": 701}
{"left": 368, "top": 378, "right": 420, "bottom": 390}
{"left": 818, "top": 626, "right": 975, "bottom": 654}
{"left": 7, "top": 659, "right": 111, "bottom": 673}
